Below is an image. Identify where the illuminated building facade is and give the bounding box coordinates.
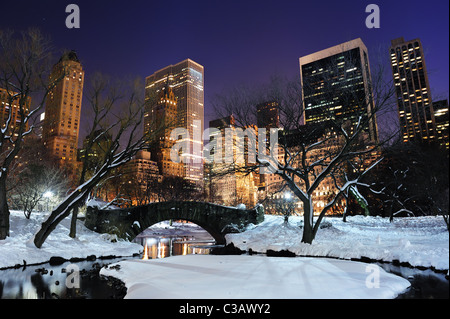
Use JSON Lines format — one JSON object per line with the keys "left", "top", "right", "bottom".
{"left": 42, "top": 51, "right": 84, "bottom": 179}
{"left": 145, "top": 59, "right": 204, "bottom": 189}
{"left": 0, "top": 87, "right": 30, "bottom": 137}
{"left": 207, "top": 115, "right": 258, "bottom": 208}
{"left": 120, "top": 150, "right": 162, "bottom": 205}
{"left": 389, "top": 37, "right": 436, "bottom": 144}
{"left": 147, "top": 82, "right": 184, "bottom": 177}
{"left": 299, "top": 38, "right": 378, "bottom": 143}
{"left": 433, "top": 99, "right": 449, "bottom": 150}
{"left": 257, "top": 101, "right": 280, "bottom": 129}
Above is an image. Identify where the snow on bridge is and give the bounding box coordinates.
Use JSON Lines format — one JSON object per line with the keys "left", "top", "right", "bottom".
{"left": 84, "top": 201, "right": 265, "bottom": 244}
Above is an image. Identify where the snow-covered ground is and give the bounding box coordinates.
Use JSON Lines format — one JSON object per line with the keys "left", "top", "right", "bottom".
{"left": 0, "top": 210, "right": 142, "bottom": 269}
{"left": 227, "top": 215, "right": 449, "bottom": 271}
{"left": 100, "top": 254, "right": 411, "bottom": 299}
{"left": 1, "top": 210, "right": 448, "bottom": 299}
{"left": 100, "top": 214, "right": 447, "bottom": 299}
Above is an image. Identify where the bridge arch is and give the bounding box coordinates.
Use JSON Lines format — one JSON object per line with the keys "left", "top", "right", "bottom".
{"left": 85, "top": 201, "right": 264, "bottom": 245}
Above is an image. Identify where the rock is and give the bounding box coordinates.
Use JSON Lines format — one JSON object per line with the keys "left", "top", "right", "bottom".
{"left": 266, "top": 249, "right": 296, "bottom": 257}
{"left": 86, "top": 255, "right": 96, "bottom": 261}
{"left": 49, "top": 256, "right": 67, "bottom": 266}
{"left": 210, "top": 243, "right": 245, "bottom": 255}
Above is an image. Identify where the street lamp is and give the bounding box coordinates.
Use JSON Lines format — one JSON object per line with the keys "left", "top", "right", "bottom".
{"left": 284, "top": 192, "right": 292, "bottom": 200}
{"left": 43, "top": 191, "right": 53, "bottom": 212}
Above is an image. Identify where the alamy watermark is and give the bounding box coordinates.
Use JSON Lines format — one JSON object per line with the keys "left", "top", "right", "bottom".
{"left": 65, "top": 4, "right": 80, "bottom": 29}
{"left": 169, "top": 121, "right": 279, "bottom": 174}
{"left": 65, "top": 263, "right": 80, "bottom": 289}
{"left": 365, "top": 4, "right": 380, "bottom": 29}
{"left": 365, "top": 264, "right": 380, "bottom": 289}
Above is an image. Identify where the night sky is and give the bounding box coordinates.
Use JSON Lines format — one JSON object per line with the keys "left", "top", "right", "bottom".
{"left": 1, "top": 0, "right": 448, "bottom": 139}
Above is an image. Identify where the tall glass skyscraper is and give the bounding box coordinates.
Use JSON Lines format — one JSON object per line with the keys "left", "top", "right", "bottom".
{"left": 299, "top": 38, "right": 378, "bottom": 142}
{"left": 389, "top": 37, "right": 436, "bottom": 144}
{"left": 144, "top": 59, "right": 204, "bottom": 189}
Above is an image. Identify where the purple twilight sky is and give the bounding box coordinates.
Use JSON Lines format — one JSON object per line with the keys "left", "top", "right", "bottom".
{"left": 1, "top": 0, "right": 448, "bottom": 140}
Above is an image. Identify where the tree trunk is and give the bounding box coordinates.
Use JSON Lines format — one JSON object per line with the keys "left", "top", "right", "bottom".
{"left": 69, "top": 206, "right": 79, "bottom": 238}
{"left": 0, "top": 177, "right": 9, "bottom": 240}
{"left": 301, "top": 197, "right": 314, "bottom": 244}
{"left": 34, "top": 166, "right": 110, "bottom": 248}
{"left": 34, "top": 186, "right": 90, "bottom": 247}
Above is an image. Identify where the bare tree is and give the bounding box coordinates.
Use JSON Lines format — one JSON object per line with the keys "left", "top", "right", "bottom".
{"left": 211, "top": 49, "right": 396, "bottom": 244}
{"left": 33, "top": 75, "right": 164, "bottom": 248}
{"left": 0, "top": 29, "right": 65, "bottom": 239}
{"left": 368, "top": 139, "right": 449, "bottom": 223}
{"left": 12, "top": 163, "right": 69, "bottom": 218}
{"left": 262, "top": 189, "right": 298, "bottom": 224}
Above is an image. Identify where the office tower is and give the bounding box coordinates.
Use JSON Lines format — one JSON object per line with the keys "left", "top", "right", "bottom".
{"left": 42, "top": 51, "right": 84, "bottom": 178}
{"left": 299, "top": 38, "right": 378, "bottom": 142}
{"left": 256, "top": 100, "right": 281, "bottom": 194}
{"left": 146, "top": 82, "right": 184, "bottom": 178}
{"left": 257, "top": 101, "right": 280, "bottom": 129}
{"left": 145, "top": 59, "right": 204, "bottom": 189}
{"left": 120, "top": 150, "right": 162, "bottom": 205}
{"left": 389, "top": 37, "right": 436, "bottom": 144}
{"left": 0, "top": 87, "right": 30, "bottom": 136}
{"left": 207, "top": 115, "right": 258, "bottom": 207}
{"left": 77, "top": 129, "right": 112, "bottom": 173}
{"left": 433, "top": 99, "right": 449, "bottom": 150}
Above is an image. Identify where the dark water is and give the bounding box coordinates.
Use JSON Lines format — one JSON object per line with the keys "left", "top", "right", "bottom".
{"left": 377, "top": 263, "right": 449, "bottom": 299}
{"left": 0, "top": 258, "right": 129, "bottom": 299}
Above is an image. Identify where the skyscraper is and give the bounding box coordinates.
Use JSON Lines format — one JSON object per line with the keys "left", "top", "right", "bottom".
{"left": 208, "top": 115, "right": 258, "bottom": 207}
{"left": 147, "top": 82, "right": 183, "bottom": 178}
{"left": 299, "top": 38, "right": 378, "bottom": 142}
{"left": 42, "top": 51, "right": 84, "bottom": 179}
{"left": 389, "top": 37, "right": 436, "bottom": 144}
{"left": 257, "top": 101, "right": 280, "bottom": 130}
{"left": 144, "top": 59, "right": 204, "bottom": 189}
{"left": 433, "top": 99, "right": 449, "bottom": 150}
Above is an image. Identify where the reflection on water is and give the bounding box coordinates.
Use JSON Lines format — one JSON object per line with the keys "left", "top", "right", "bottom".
{"left": 137, "top": 236, "right": 215, "bottom": 260}
{"left": 133, "top": 221, "right": 217, "bottom": 259}
{"left": 0, "top": 259, "right": 126, "bottom": 299}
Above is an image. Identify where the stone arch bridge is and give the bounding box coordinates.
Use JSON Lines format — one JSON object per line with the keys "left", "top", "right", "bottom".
{"left": 84, "top": 201, "right": 264, "bottom": 244}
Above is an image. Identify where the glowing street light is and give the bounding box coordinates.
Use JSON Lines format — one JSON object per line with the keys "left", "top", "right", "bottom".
{"left": 43, "top": 191, "right": 53, "bottom": 198}
{"left": 284, "top": 192, "right": 292, "bottom": 200}
{"left": 43, "top": 191, "right": 53, "bottom": 211}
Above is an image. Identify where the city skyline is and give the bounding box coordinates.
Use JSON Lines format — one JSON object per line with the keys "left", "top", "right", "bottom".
{"left": 1, "top": 0, "right": 448, "bottom": 138}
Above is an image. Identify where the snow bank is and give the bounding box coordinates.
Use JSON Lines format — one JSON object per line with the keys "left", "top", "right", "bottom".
{"left": 226, "top": 215, "right": 449, "bottom": 270}
{"left": 0, "top": 210, "right": 142, "bottom": 269}
{"left": 100, "top": 255, "right": 411, "bottom": 299}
